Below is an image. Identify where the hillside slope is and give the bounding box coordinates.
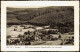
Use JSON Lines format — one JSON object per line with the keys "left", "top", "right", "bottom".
{"left": 7, "top": 6, "right": 74, "bottom": 26}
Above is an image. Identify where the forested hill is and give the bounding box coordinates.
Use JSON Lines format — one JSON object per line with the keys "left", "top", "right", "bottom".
{"left": 7, "top": 6, "right": 74, "bottom": 26}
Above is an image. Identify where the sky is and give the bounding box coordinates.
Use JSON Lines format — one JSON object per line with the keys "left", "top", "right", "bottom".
{"left": 8, "top": 6, "right": 49, "bottom": 8}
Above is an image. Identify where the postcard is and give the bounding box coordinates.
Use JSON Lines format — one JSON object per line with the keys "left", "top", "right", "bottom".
{"left": 1, "top": 1, "right": 79, "bottom": 51}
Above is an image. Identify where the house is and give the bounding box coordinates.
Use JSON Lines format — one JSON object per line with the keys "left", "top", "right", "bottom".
{"left": 43, "top": 25, "right": 50, "bottom": 29}
{"left": 9, "top": 37, "right": 20, "bottom": 40}
{"left": 41, "top": 28, "right": 58, "bottom": 34}
{"left": 61, "top": 36, "right": 74, "bottom": 45}
{"left": 44, "top": 29, "right": 58, "bottom": 31}
{"left": 35, "top": 27, "right": 44, "bottom": 30}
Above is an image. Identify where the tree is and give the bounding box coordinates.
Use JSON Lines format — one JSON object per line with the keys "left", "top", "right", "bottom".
{"left": 18, "top": 34, "right": 23, "bottom": 38}
{"left": 58, "top": 35, "right": 61, "bottom": 39}
{"left": 7, "top": 35, "right": 11, "bottom": 38}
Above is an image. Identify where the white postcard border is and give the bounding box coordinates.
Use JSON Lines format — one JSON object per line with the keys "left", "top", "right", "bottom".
{"left": 1, "top": 1, "right": 79, "bottom": 51}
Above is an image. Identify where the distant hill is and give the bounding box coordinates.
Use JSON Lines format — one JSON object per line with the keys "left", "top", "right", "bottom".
{"left": 29, "top": 10, "right": 73, "bottom": 25}
{"left": 7, "top": 6, "right": 74, "bottom": 26}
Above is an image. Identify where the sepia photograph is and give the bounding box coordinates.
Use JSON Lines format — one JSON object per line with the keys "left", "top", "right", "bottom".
{"left": 6, "top": 6, "right": 74, "bottom": 45}
{"left": 1, "top": 1, "right": 79, "bottom": 51}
